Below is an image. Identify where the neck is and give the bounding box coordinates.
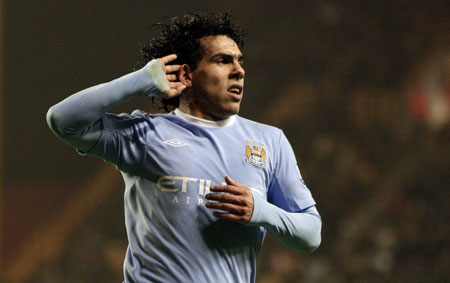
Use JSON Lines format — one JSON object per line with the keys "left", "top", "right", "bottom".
{"left": 179, "top": 97, "right": 230, "bottom": 121}
{"left": 174, "top": 108, "right": 236, "bottom": 128}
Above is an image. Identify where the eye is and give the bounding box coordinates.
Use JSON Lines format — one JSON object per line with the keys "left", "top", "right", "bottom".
{"left": 216, "top": 57, "right": 233, "bottom": 64}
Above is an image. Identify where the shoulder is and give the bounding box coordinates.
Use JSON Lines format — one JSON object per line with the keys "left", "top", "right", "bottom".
{"left": 236, "top": 116, "right": 285, "bottom": 155}
{"left": 236, "top": 116, "right": 283, "bottom": 139}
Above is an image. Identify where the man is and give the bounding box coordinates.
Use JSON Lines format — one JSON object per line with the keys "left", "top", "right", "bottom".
{"left": 47, "top": 12, "right": 321, "bottom": 283}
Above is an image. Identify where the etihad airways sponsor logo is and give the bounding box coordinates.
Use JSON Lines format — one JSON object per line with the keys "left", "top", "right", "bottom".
{"left": 157, "top": 176, "right": 212, "bottom": 205}
{"left": 157, "top": 176, "right": 212, "bottom": 194}
{"left": 156, "top": 175, "right": 264, "bottom": 205}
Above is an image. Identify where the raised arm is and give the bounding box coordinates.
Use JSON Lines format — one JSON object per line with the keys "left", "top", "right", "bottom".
{"left": 46, "top": 54, "right": 185, "bottom": 151}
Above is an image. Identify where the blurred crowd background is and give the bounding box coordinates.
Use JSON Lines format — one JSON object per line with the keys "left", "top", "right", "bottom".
{"left": 1, "top": 1, "right": 449, "bottom": 282}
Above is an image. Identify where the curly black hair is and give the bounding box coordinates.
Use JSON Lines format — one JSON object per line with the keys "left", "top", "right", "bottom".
{"left": 139, "top": 12, "right": 245, "bottom": 112}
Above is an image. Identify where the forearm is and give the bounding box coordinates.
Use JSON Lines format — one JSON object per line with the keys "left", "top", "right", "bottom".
{"left": 46, "top": 60, "right": 168, "bottom": 137}
{"left": 249, "top": 192, "right": 321, "bottom": 254}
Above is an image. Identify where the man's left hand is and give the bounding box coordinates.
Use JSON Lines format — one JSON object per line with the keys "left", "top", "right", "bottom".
{"left": 205, "top": 176, "right": 254, "bottom": 224}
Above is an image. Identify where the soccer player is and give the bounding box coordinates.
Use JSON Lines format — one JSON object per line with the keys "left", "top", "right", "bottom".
{"left": 47, "top": 12, "right": 321, "bottom": 283}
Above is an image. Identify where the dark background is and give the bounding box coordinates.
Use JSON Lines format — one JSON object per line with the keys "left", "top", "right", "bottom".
{"left": 1, "top": 1, "right": 449, "bottom": 282}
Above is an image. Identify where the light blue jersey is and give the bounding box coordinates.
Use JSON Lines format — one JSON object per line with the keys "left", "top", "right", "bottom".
{"left": 83, "top": 109, "right": 315, "bottom": 282}
{"left": 47, "top": 60, "right": 320, "bottom": 283}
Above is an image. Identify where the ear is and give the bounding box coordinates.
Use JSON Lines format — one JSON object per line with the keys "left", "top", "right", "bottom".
{"left": 178, "top": 64, "right": 193, "bottom": 87}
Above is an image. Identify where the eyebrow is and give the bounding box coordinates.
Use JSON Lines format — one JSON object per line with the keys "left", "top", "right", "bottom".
{"left": 210, "top": 53, "right": 244, "bottom": 61}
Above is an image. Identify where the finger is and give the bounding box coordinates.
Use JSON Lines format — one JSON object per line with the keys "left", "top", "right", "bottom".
{"left": 205, "top": 193, "right": 244, "bottom": 205}
{"left": 163, "top": 85, "right": 186, "bottom": 98}
{"left": 165, "top": 64, "right": 181, "bottom": 73}
{"left": 222, "top": 177, "right": 251, "bottom": 193}
{"left": 169, "top": 81, "right": 185, "bottom": 89}
{"left": 166, "top": 74, "right": 178, "bottom": 81}
{"left": 225, "top": 176, "right": 241, "bottom": 186}
{"left": 212, "top": 212, "right": 248, "bottom": 224}
{"left": 209, "top": 185, "right": 242, "bottom": 195}
{"left": 205, "top": 202, "right": 246, "bottom": 215}
{"left": 159, "top": 54, "right": 177, "bottom": 65}
{"left": 175, "top": 84, "right": 187, "bottom": 93}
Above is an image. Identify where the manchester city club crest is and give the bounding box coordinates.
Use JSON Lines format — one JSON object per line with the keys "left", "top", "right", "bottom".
{"left": 245, "top": 141, "right": 267, "bottom": 168}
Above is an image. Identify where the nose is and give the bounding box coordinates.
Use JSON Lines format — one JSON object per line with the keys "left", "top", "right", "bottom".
{"left": 231, "top": 61, "right": 245, "bottom": 80}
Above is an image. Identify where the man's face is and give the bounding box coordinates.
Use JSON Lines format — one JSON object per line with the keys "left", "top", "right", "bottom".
{"left": 189, "top": 35, "right": 245, "bottom": 120}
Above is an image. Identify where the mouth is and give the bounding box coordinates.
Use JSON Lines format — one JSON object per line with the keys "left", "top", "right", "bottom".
{"left": 227, "top": 84, "right": 243, "bottom": 100}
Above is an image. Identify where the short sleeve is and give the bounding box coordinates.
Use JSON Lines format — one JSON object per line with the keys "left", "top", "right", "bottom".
{"left": 86, "top": 111, "right": 152, "bottom": 172}
{"left": 267, "top": 130, "right": 316, "bottom": 212}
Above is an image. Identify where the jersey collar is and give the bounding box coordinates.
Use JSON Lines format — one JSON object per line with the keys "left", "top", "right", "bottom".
{"left": 174, "top": 108, "right": 236, "bottom": 128}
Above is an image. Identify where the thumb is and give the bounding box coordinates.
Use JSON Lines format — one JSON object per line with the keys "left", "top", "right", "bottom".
{"left": 177, "top": 84, "right": 187, "bottom": 92}
{"left": 225, "top": 176, "right": 239, "bottom": 186}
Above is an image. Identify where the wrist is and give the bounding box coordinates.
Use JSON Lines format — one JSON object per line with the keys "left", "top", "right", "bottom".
{"left": 248, "top": 191, "right": 270, "bottom": 227}
{"left": 142, "top": 59, "right": 170, "bottom": 97}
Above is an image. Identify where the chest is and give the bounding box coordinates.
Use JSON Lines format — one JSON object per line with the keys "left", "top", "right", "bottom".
{"left": 143, "top": 127, "right": 273, "bottom": 197}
